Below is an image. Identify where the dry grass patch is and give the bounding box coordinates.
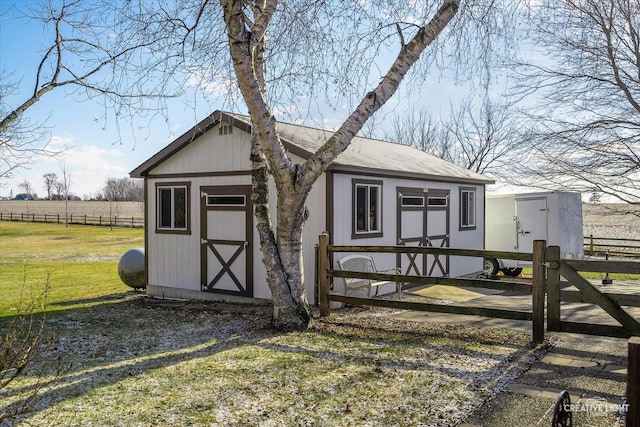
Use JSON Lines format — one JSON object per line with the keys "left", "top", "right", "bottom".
{"left": 2, "top": 297, "right": 538, "bottom": 426}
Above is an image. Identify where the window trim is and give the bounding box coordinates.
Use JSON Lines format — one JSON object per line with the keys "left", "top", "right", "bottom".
{"left": 352, "top": 179, "right": 383, "bottom": 239}
{"left": 459, "top": 187, "right": 476, "bottom": 231}
{"left": 206, "top": 195, "right": 246, "bottom": 207}
{"left": 401, "top": 195, "right": 425, "bottom": 208}
{"left": 427, "top": 196, "right": 449, "bottom": 208}
{"left": 155, "top": 182, "right": 191, "bottom": 235}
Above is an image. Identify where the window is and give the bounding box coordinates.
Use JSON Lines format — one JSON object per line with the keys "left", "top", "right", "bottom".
{"left": 401, "top": 196, "right": 425, "bottom": 207}
{"left": 460, "top": 188, "right": 476, "bottom": 230}
{"left": 353, "top": 180, "right": 382, "bottom": 237}
{"left": 156, "top": 183, "right": 190, "bottom": 233}
{"left": 206, "top": 195, "right": 246, "bottom": 206}
{"left": 427, "top": 196, "right": 448, "bottom": 207}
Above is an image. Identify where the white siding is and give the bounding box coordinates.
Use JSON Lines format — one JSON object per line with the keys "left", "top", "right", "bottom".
{"left": 302, "top": 174, "right": 326, "bottom": 303}
{"left": 144, "top": 121, "right": 487, "bottom": 304}
{"left": 146, "top": 123, "right": 253, "bottom": 298}
{"left": 147, "top": 175, "right": 252, "bottom": 295}
{"left": 145, "top": 125, "right": 326, "bottom": 304}
{"left": 331, "top": 173, "right": 485, "bottom": 282}
{"left": 152, "top": 124, "right": 251, "bottom": 175}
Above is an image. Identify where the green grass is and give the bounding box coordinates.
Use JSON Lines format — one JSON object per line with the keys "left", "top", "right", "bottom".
{"left": 3, "top": 300, "right": 531, "bottom": 426}
{"left": 0, "top": 221, "right": 143, "bottom": 317}
{"left": 0, "top": 221, "right": 537, "bottom": 426}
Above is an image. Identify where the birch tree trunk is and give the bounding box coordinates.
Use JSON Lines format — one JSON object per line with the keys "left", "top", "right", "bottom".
{"left": 221, "top": 0, "right": 460, "bottom": 330}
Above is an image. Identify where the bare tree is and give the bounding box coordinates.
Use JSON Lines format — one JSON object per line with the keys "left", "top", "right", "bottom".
{"left": 102, "top": 177, "right": 128, "bottom": 229}
{"left": 384, "top": 107, "right": 455, "bottom": 162}
{"left": 59, "top": 164, "right": 71, "bottom": 226}
{"left": 109, "top": 0, "right": 518, "bottom": 329}
{"left": 17, "top": 179, "right": 35, "bottom": 200}
{"left": 0, "top": 75, "right": 56, "bottom": 179}
{"left": 42, "top": 173, "right": 58, "bottom": 200}
{"left": 0, "top": 275, "right": 63, "bottom": 424}
{"left": 509, "top": 0, "right": 640, "bottom": 203}
{"left": 0, "top": 0, "right": 169, "bottom": 179}
{"left": 443, "top": 97, "right": 524, "bottom": 180}
{"left": 53, "top": 181, "right": 64, "bottom": 201}
{"left": 129, "top": 179, "right": 144, "bottom": 204}
{"left": 226, "top": 1, "right": 465, "bottom": 329}
{"left": 102, "top": 177, "right": 143, "bottom": 202}
{"left": 383, "top": 97, "right": 525, "bottom": 182}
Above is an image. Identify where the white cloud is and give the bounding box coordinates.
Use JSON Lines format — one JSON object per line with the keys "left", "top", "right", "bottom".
{"left": 47, "top": 134, "right": 75, "bottom": 149}
{"left": 2, "top": 138, "right": 133, "bottom": 199}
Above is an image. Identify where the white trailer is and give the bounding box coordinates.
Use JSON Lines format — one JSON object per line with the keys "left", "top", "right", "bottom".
{"left": 484, "top": 191, "right": 584, "bottom": 276}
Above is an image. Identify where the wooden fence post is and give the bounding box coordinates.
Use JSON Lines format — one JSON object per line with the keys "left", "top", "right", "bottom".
{"left": 546, "top": 246, "right": 561, "bottom": 332}
{"left": 532, "top": 240, "right": 547, "bottom": 344}
{"left": 628, "top": 337, "right": 640, "bottom": 426}
{"left": 318, "top": 233, "right": 330, "bottom": 317}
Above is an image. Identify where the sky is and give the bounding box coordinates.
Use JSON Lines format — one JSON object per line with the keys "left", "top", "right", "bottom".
{"left": 0, "top": 1, "right": 210, "bottom": 199}
{"left": 0, "top": 1, "right": 517, "bottom": 200}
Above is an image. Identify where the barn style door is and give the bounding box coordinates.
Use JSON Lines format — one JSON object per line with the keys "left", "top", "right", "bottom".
{"left": 396, "top": 188, "right": 450, "bottom": 279}
{"left": 425, "top": 189, "right": 450, "bottom": 277}
{"left": 397, "top": 188, "right": 428, "bottom": 277}
{"left": 200, "top": 185, "right": 253, "bottom": 297}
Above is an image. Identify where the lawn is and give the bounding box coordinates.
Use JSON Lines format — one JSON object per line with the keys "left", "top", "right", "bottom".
{"left": 0, "top": 222, "right": 536, "bottom": 426}
{"left": 0, "top": 221, "right": 143, "bottom": 316}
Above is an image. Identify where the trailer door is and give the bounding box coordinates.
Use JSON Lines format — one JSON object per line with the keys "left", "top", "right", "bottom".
{"left": 515, "top": 197, "right": 548, "bottom": 253}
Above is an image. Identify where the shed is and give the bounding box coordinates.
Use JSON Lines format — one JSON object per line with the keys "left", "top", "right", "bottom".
{"left": 131, "top": 110, "right": 494, "bottom": 304}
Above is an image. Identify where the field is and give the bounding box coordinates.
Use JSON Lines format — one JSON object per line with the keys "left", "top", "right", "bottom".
{"left": 583, "top": 203, "right": 640, "bottom": 240}
{"left": 0, "top": 222, "right": 143, "bottom": 317}
{"left": 0, "top": 221, "right": 536, "bottom": 426}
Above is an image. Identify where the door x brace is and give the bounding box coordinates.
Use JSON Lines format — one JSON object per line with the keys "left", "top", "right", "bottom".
{"left": 203, "top": 239, "right": 247, "bottom": 292}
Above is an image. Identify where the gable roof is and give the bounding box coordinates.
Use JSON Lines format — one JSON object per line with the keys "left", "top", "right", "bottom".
{"left": 131, "top": 110, "right": 494, "bottom": 184}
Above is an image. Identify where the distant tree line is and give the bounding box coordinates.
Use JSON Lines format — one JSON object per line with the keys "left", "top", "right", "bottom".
{"left": 40, "top": 171, "right": 76, "bottom": 201}
{"left": 9, "top": 174, "right": 142, "bottom": 202}
{"left": 95, "top": 177, "right": 144, "bottom": 202}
